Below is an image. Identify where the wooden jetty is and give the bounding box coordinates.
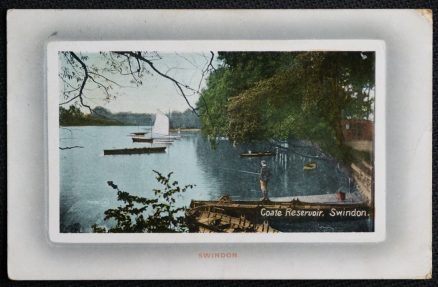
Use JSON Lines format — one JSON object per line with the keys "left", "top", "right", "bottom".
{"left": 104, "top": 146, "right": 166, "bottom": 155}
{"left": 240, "top": 151, "right": 275, "bottom": 157}
{"left": 186, "top": 196, "right": 372, "bottom": 232}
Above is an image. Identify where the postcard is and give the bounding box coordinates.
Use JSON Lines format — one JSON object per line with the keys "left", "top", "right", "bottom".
{"left": 47, "top": 40, "right": 385, "bottom": 243}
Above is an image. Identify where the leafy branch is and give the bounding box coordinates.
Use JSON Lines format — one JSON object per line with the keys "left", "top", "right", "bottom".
{"left": 92, "top": 170, "right": 195, "bottom": 233}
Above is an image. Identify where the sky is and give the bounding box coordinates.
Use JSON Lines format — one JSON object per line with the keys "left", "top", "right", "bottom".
{"left": 59, "top": 52, "right": 220, "bottom": 113}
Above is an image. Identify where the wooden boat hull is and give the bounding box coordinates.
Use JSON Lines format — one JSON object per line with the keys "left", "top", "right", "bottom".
{"left": 303, "top": 162, "right": 317, "bottom": 171}
{"left": 130, "top": 132, "right": 146, "bottom": 136}
{"left": 186, "top": 197, "right": 372, "bottom": 232}
{"left": 186, "top": 209, "right": 279, "bottom": 233}
{"left": 132, "top": 137, "right": 153, "bottom": 143}
{"left": 104, "top": 146, "right": 166, "bottom": 155}
{"left": 240, "top": 151, "right": 274, "bottom": 157}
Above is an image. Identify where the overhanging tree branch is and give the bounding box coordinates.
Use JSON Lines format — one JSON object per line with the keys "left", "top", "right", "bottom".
{"left": 115, "top": 51, "right": 199, "bottom": 116}
{"left": 208, "top": 51, "right": 216, "bottom": 72}
{"left": 69, "top": 52, "right": 93, "bottom": 113}
{"left": 60, "top": 51, "right": 216, "bottom": 122}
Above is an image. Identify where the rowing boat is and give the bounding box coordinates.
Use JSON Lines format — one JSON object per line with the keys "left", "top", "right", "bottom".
{"left": 240, "top": 151, "right": 274, "bottom": 157}
{"left": 186, "top": 196, "right": 372, "bottom": 231}
{"left": 130, "top": 132, "right": 146, "bottom": 136}
{"left": 132, "top": 137, "right": 153, "bottom": 143}
{"left": 186, "top": 209, "right": 280, "bottom": 233}
{"left": 104, "top": 146, "right": 166, "bottom": 155}
{"left": 303, "top": 162, "right": 317, "bottom": 170}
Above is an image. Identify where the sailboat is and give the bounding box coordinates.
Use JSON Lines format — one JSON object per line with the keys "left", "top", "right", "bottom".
{"left": 151, "top": 110, "right": 181, "bottom": 142}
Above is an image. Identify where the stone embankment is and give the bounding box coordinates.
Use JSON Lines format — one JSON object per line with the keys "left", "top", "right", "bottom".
{"left": 351, "top": 160, "right": 373, "bottom": 206}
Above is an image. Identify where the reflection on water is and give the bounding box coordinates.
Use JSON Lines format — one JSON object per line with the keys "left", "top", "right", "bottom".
{"left": 60, "top": 126, "right": 371, "bottom": 232}
{"left": 196, "top": 138, "right": 350, "bottom": 200}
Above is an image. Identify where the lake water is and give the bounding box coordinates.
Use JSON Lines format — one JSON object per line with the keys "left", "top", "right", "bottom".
{"left": 60, "top": 126, "right": 372, "bottom": 232}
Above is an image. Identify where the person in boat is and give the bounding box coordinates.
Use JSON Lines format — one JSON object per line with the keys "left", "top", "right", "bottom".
{"left": 259, "top": 160, "right": 271, "bottom": 201}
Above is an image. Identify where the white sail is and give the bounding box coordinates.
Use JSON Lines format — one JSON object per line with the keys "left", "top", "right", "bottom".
{"left": 152, "top": 110, "right": 169, "bottom": 136}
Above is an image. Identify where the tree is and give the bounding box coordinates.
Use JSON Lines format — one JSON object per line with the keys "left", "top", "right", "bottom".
{"left": 199, "top": 51, "right": 375, "bottom": 162}
{"left": 59, "top": 51, "right": 216, "bottom": 116}
{"left": 198, "top": 52, "right": 291, "bottom": 139}
{"left": 59, "top": 105, "right": 83, "bottom": 126}
{"left": 59, "top": 106, "right": 121, "bottom": 126}
{"left": 92, "top": 170, "right": 195, "bottom": 233}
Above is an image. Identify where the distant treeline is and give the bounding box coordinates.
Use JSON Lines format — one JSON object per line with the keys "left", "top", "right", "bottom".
{"left": 60, "top": 106, "right": 200, "bottom": 128}
{"left": 169, "top": 109, "right": 201, "bottom": 129}
{"left": 92, "top": 106, "right": 154, "bottom": 126}
{"left": 59, "top": 106, "right": 123, "bottom": 126}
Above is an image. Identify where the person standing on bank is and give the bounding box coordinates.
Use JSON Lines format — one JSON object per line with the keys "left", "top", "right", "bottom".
{"left": 259, "top": 160, "right": 271, "bottom": 200}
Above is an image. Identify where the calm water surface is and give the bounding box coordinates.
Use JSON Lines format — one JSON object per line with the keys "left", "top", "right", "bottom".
{"left": 60, "top": 126, "right": 371, "bottom": 232}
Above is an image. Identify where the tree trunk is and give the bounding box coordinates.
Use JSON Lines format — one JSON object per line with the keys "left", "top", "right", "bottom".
{"left": 334, "top": 117, "right": 345, "bottom": 147}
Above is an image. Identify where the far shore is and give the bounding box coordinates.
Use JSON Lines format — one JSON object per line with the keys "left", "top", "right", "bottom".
{"left": 60, "top": 125, "right": 201, "bottom": 132}
{"left": 170, "top": 128, "right": 201, "bottom": 132}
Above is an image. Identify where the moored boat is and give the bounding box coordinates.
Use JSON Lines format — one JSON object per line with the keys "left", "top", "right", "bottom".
{"left": 132, "top": 137, "right": 153, "bottom": 143}
{"left": 240, "top": 151, "right": 274, "bottom": 157}
{"left": 130, "top": 132, "right": 146, "bottom": 136}
{"left": 186, "top": 196, "right": 372, "bottom": 232}
{"left": 186, "top": 209, "right": 279, "bottom": 233}
{"left": 152, "top": 110, "right": 181, "bottom": 140}
{"left": 303, "top": 162, "right": 317, "bottom": 171}
{"left": 104, "top": 146, "right": 166, "bottom": 155}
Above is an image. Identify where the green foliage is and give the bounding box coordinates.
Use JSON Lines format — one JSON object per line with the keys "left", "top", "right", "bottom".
{"left": 199, "top": 51, "right": 375, "bottom": 163}
{"left": 197, "top": 67, "right": 233, "bottom": 137}
{"left": 198, "top": 52, "right": 294, "bottom": 139}
{"left": 91, "top": 171, "right": 195, "bottom": 233}
{"left": 92, "top": 106, "right": 155, "bottom": 126}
